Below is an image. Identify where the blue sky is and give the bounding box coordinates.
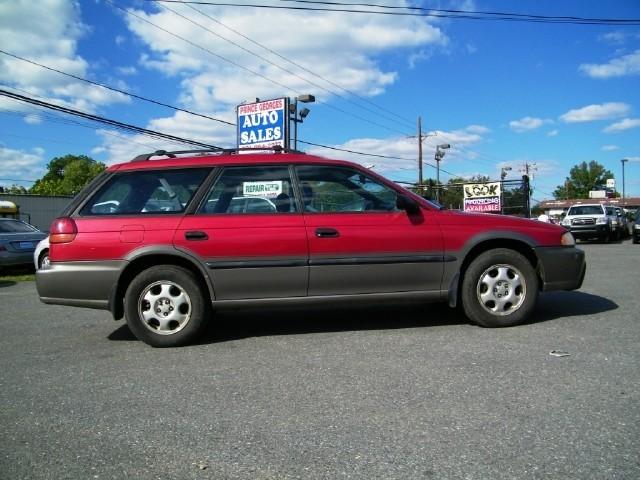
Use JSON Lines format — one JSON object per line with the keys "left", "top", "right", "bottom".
{"left": 1, "top": 0, "right": 639, "bottom": 200}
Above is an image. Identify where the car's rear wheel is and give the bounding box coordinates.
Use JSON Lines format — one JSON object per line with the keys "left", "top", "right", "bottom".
{"left": 124, "top": 265, "right": 209, "bottom": 347}
{"left": 38, "top": 250, "right": 50, "bottom": 270}
{"left": 461, "top": 249, "right": 538, "bottom": 327}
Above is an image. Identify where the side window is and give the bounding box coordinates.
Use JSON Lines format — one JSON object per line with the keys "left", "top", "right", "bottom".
{"left": 295, "top": 165, "right": 399, "bottom": 213}
{"left": 81, "top": 168, "right": 209, "bottom": 215}
{"left": 200, "top": 166, "right": 297, "bottom": 214}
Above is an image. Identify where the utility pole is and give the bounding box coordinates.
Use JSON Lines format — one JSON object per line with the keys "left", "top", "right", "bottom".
{"left": 621, "top": 158, "right": 628, "bottom": 203}
{"left": 417, "top": 116, "right": 423, "bottom": 191}
{"left": 435, "top": 144, "right": 450, "bottom": 203}
{"left": 520, "top": 162, "right": 537, "bottom": 218}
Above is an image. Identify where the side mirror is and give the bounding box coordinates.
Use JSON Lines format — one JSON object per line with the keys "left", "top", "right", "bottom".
{"left": 396, "top": 194, "right": 420, "bottom": 214}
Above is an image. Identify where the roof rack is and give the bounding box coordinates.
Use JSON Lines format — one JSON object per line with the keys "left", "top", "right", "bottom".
{"left": 131, "top": 146, "right": 304, "bottom": 162}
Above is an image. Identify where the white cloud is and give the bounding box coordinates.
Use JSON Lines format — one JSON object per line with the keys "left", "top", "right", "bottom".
{"left": 124, "top": 1, "right": 447, "bottom": 111}
{"left": 579, "top": 49, "right": 640, "bottom": 79}
{"left": 0, "top": 0, "right": 129, "bottom": 113}
{"left": 547, "top": 129, "right": 558, "bottom": 137}
{"left": 115, "top": 35, "right": 126, "bottom": 46}
{"left": 559, "top": 102, "right": 630, "bottom": 123}
{"left": 95, "top": 109, "right": 237, "bottom": 165}
{"left": 0, "top": 146, "right": 46, "bottom": 185}
{"left": 603, "top": 118, "right": 640, "bottom": 133}
{"left": 601, "top": 145, "right": 619, "bottom": 151}
{"left": 598, "top": 31, "right": 640, "bottom": 45}
{"left": 509, "top": 116, "right": 550, "bottom": 133}
{"left": 116, "top": 66, "right": 138, "bottom": 76}
{"left": 24, "top": 114, "right": 42, "bottom": 125}
{"left": 305, "top": 125, "right": 488, "bottom": 177}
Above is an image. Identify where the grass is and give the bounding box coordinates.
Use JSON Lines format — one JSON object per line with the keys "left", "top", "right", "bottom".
{"left": 0, "top": 266, "right": 36, "bottom": 282}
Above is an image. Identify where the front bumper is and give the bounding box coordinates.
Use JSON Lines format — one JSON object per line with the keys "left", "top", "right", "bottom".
{"left": 36, "top": 260, "right": 124, "bottom": 310}
{"left": 535, "top": 246, "right": 586, "bottom": 291}
{"left": 568, "top": 224, "right": 609, "bottom": 239}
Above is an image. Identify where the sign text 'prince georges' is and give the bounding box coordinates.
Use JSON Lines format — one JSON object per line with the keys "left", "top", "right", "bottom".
{"left": 237, "top": 98, "right": 287, "bottom": 150}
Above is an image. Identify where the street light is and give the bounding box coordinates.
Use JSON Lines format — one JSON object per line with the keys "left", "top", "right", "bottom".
{"left": 621, "top": 158, "right": 628, "bottom": 202}
{"left": 500, "top": 166, "right": 512, "bottom": 214}
{"left": 435, "top": 144, "right": 450, "bottom": 203}
{"left": 289, "top": 94, "right": 315, "bottom": 150}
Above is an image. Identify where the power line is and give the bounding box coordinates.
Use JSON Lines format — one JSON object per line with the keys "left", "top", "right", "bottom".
{"left": 298, "top": 139, "right": 460, "bottom": 177}
{"left": 0, "top": 89, "right": 223, "bottom": 150}
{"left": 165, "top": 0, "right": 415, "bottom": 130}
{"left": 280, "top": 1, "right": 640, "bottom": 23}
{"left": 0, "top": 49, "right": 235, "bottom": 127}
{"left": 110, "top": 0, "right": 411, "bottom": 135}
{"left": 152, "top": 1, "right": 640, "bottom": 25}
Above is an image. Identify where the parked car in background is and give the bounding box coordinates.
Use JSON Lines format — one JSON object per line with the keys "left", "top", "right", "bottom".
{"left": 633, "top": 209, "right": 640, "bottom": 244}
{"left": 36, "top": 149, "right": 586, "bottom": 347}
{"left": 561, "top": 203, "right": 613, "bottom": 243}
{"left": 0, "top": 218, "right": 48, "bottom": 270}
{"left": 614, "top": 207, "right": 629, "bottom": 239}
{"left": 605, "top": 206, "right": 624, "bottom": 240}
{"left": 33, "top": 236, "right": 50, "bottom": 270}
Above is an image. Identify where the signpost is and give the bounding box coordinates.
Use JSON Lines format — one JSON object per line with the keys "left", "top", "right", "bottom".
{"left": 237, "top": 98, "right": 288, "bottom": 151}
{"left": 463, "top": 182, "right": 502, "bottom": 213}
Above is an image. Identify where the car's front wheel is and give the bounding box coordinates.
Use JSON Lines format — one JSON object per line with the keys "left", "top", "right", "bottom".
{"left": 124, "top": 265, "right": 209, "bottom": 347}
{"left": 461, "top": 249, "right": 538, "bottom": 327}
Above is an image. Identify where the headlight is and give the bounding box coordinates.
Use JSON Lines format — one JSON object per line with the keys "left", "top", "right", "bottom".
{"left": 596, "top": 217, "right": 607, "bottom": 224}
{"left": 635, "top": 224, "right": 640, "bottom": 230}
{"left": 561, "top": 219, "right": 571, "bottom": 226}
{"left": 561, "top": 231, "right": 575, "bottom": 246}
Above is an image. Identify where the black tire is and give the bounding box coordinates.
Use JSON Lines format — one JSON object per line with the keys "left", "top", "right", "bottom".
{"left": 602, "top": 232, "right": 611, "bottom": 244}
{"left": 124, "top": 265, "right": 210, "bottom": 347}
{"left": 38, "top": 250, "right": 50, "bottom": 270}
{"left": 461, "top": 248, "right": 538, "bottom": 328}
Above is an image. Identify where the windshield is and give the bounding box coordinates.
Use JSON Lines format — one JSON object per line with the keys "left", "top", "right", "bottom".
{"left": 0, "top": 219, "right": 37, "bottom": 233}
{"left": 568, "top": 205, "right": 603, "bottom": 215}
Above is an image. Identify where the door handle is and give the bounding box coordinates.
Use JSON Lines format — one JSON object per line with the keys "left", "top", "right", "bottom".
{"left": 185, "top": 231, "right": 208, "bottom": 241}
{"left": 315, "top": 227, "right": 340, "bottom": 238}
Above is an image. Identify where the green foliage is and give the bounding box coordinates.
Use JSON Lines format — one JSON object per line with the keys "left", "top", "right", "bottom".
{"left": 2, "top": 184, "right": 28, "bottom": 194}
{"left": 553, "top": 160, "right": 615, "bottom": 200}
{"left": 30, "top": 155, "right": 105, "bottom": 196}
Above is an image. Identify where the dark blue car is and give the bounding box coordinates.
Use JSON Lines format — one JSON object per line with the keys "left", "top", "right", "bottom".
{"left": 0, "top": 218, "right": 48, "bottom": 270}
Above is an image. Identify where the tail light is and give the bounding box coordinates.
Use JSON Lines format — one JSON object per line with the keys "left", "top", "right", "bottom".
{"left": 49, "top": 217, "right": 78, "bottom": 244}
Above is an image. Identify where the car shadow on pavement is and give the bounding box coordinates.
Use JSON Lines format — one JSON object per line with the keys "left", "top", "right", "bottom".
{"left": 108, "top": 302, "right": 469, "bottom": 344}
{"left": 0, "top": 280, "right": 17, "bottom": 288}
{"left": 108, "top": 291, "right": 617, "bottom": 345}
{"left": 527, "top": 290, "right": 617, "bottom": 324}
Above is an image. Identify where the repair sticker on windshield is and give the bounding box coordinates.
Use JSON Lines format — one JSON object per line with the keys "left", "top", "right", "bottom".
{"left": 243, "top": 181, "right": 282, "bottom": 198}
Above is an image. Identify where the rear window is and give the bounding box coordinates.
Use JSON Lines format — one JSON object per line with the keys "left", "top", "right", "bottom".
{"left": 568, "top": 205, "right": 604, "bottom": 216}
{"left": 0, "top": 219, "right": 37, "bottom": 233}
{"left": 81, "top": 168, "right": 210, "bottom": 215}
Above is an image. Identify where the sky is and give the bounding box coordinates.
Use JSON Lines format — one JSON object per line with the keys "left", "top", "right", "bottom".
{"left": 1, "top": 0, "right": 640, "bottom": 201}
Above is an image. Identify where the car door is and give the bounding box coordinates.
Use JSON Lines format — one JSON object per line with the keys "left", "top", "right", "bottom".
{"left": 295, "top": 164, "right": 444, "bottom": 296}
{"left": 174, "top": 165, "right": 308, "bottom": 300}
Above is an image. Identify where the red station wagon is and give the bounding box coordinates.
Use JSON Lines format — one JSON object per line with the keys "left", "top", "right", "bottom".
{"left": 36, "top": 149, "right": 586, "bottom": 347}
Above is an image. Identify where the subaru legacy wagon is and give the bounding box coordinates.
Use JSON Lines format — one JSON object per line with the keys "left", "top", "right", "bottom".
{"left": 36, "top": 149, "right": 586, "bottom": 347}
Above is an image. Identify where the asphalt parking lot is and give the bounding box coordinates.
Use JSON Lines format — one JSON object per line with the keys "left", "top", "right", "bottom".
{"left": 1, "top": 241, "right": 638, "bottom": 479}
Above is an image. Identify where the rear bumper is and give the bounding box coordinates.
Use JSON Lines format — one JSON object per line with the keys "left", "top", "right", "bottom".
{"left": 36, "top": 260, "right": 125, "bottom": 310}
{"left": 535, "top": 246, "right": 586, "bottom": 291}
{"left": 0, "top": 251, "right": 34, "bottom": 267}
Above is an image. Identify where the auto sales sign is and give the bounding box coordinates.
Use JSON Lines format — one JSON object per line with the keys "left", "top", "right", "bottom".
{"left": 463, "top": 182, "right": 501, "bottom": 213}
{"left": 237, "top": 98, "right": 288, "bottom": 150}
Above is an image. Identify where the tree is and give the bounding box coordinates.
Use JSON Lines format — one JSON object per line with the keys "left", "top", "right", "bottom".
{"left": 553, "top": 160, "right": 615, "bottom": 200}
{"left": 30, "top": 155, "right": 106, "bottom": 196}
{"left": 2, "top": 184, "right": 28, "bottom": 194}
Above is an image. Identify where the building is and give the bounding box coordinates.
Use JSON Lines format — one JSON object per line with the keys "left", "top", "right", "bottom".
{"left": 0, "top": 193, "right": 73, "bottom": 231}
